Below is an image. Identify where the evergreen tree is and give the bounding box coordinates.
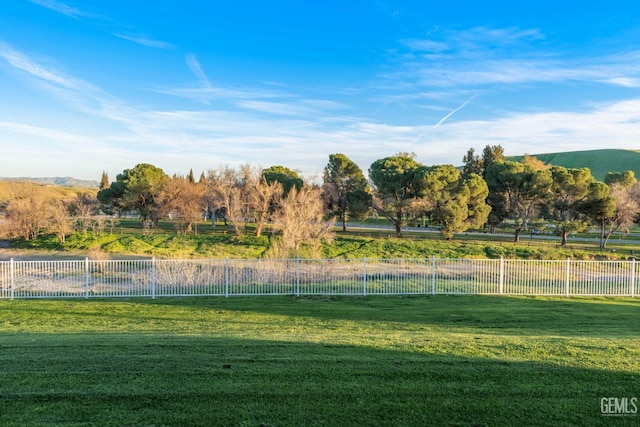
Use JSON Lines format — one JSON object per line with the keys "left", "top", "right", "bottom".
{"left": 481, "top": 145, "right": 505, "bottom": 177}
{"left": 100, "top": 171, "right": 109, "bottom": 190}
{"left": 323, "top": 153, "right": 371, "bottom": 231}
{"left": 461, "top": 148, "right": 482, "bottom": 178}
{"left": 369, "top": 153, "right": 428, "bottom": 237}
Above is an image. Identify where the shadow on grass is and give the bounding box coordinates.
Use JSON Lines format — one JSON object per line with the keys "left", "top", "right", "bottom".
{"left": 0, "top": 333, "right": 638, "bottom": 427}
{"left": 4, "top": 295, "right": 640, "bottom": 339}
{"left": 134, "top": 294, "right": 640, "bottom": 338}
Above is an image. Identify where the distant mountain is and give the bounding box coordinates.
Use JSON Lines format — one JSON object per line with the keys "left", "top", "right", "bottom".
{"left": 508, "top": 149, "right": 640, "bottom": 181}
{"left": 0, "top": 176, "right": 99, "bottom": 188}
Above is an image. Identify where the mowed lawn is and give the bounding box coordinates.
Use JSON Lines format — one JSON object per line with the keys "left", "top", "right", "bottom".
{"left": 1, "top": 296, "right": 639, "bottom": 426}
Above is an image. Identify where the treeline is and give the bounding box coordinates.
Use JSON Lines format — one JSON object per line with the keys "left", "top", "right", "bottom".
{"left": 1, "top": 146, "right": 639, "bottom": 252}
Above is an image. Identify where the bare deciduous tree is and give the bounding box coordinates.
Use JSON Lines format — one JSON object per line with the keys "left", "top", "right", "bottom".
{"left": 159, "top": 175, "right": 207, "bottom": 234}
{"left": 207, "top": 167, "right": 246, "bottom": 237}
{"left": 49, "top": 200, "right": 73, "bottom": 243}
{"left": 238, "top": 165, "right": 284, "bottom": 237}
{"left": 2, "top": 183, "right": 50, "bottom": 240}
{"left": 270, "top": 184, "right": 335, "bottom": 257}
{"left": 70, "top": 192, "right": 99, "bottom": 235}
{"left": 601, "top": 182, "right": 640, "bottom": 248}
{"left": 1, "top": 183, "right": 73, "bottom": 243}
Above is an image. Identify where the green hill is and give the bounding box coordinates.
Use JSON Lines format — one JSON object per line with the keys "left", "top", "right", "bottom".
{"left": 508, "top": 149, "right": 640, "bottom": 181}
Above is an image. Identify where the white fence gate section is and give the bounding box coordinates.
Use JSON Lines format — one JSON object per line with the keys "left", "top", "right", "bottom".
{"left": 0, "top": 257, "right": 637, "bottom": 299}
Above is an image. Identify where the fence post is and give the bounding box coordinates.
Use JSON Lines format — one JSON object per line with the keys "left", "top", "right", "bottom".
{"left": 565, "top": 258, "right": 571, "bottom": 297}
{"left": 225, "top": 257, "right": 229, "bottom": 297}
{"left": 631, "top": 258, "right": 636, "bottom": 298}
{"left": 85, "top": 257, "right": 90, "bottom": 299}
{"left": 499, "top": 257, "right": 504, "bottom": 295}
{"left": 363, "top": 257, "right": 367, "bottom": 296}
{"left": 10, "top": 258, "right": 15, "bottom": 300}
{"left": 151, "top": 257, "right": 156, "bottom": 299}
{"left": 431, "top": 256, "right": 436, "bottom": 295}
{"left": 296, "top": 257, "right": 300, "bottom": 297}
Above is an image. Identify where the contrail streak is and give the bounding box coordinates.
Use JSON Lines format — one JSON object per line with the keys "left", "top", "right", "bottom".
{"left": 433, "top": 94, "right": 476, "bottom": 129}
{"left": 413, "top": 94, "right": 477, "bottom": 143}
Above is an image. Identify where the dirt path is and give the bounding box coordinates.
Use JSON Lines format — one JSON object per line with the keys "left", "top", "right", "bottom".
{"left": 0, "top": 248, "right": 152, "bottom": 261}
{"left": 0, "top": 248, "right": 90, "bottom": 261}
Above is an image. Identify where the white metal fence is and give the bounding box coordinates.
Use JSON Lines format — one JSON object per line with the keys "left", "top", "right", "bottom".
{"left": 0, "top": 257, "right": 637, "bottom": 299}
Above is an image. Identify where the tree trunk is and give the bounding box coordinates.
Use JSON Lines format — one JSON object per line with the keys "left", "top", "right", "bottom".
{"left": 341, "top": 196, "right": 348, "bottom": 232}
{"left": 394, "top": 209, "right": 403, "bottom": 237}
{"left": 394, "top": 220, "right": 402, "bottom": 237}
{"left": 514, "top": 227, "right": 521, "bottom": 243}
{"left": 561, "top": 229, "right": 568, "bottom": 246}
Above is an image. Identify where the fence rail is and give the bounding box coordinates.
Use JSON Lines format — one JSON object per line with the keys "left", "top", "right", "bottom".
{"left": 0, "top": 257, "right": 637, "bottom": 299}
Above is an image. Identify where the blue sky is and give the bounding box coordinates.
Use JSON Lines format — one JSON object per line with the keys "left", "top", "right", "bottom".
{"left": 2, "top": 0, "right": 640, "bottom": 181}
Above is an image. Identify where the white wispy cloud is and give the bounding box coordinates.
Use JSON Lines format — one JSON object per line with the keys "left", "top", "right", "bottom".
{"left": 5, "top": 24, "right": 640, "bottom": 181}
{"left": 235, "top": 100, "right": 312, "bottom": 116}
{"left": 185, "top": 53, "right": 211, "bottom": 87}
{"left": 29, "top": 0, "right": 172, "bottom": 50}
{"left": 391, "top": 26, "right": 640, "bottom": 89}
{"left": 0, "top": 42, "right": 140, "bottom": 122}
{"left": 413, "top": 98, "right": 640, "bottom": 162}
{"left": 0, "top": 42, "right": 85, "bottom": 90}
{"left": 114, "top": 34, "right": 174, "bottom": 49}
{"left": 0, "top": 121, "right": 89, "bottom": 144}
{"left": 28, "top": 0, "right": 91, "bottom": 19}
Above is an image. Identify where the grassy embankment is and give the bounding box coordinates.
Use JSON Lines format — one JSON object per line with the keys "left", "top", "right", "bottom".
{"left": 6, "top": 217, "right": 640, "bottom": 260}
{"left": 1, "top": 295, "right": 638, "bottom": 426}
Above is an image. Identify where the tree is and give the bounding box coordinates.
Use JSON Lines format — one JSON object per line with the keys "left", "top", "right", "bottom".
{"left": 481, "top": 145, "right": 505, "bottom": 177}
{"left": 521, "top": 154, "right": 550, "bottom": 171}
{"left": 122, "top": 164, "right": 168, "bottom": 227}
{"left": 579, "top": 182, "right": 615, "bottom": 249}
{"left": 97, "top": 177, "right": 127, "bottom": 216}
{"left": 596, "top": 182, "right": 640, "bottom": 248}
{"left": 463, "top": 173, "right": 493, "bottom": 232}
{"left": 48, "top": 199, "right": 73, "bottom": 243}
{"left": 545, "top": 167, "right": 596, "bottom": 246}
{"left": 270, "top": 184, "right": 335, "bottom": 256}
{"left": 1, "top": 183, "right": 73, "bottom": 243}
{"left": 69, "top": 192, "right": 99, "bottom": 235}
{"left": 484, "top": 161, "right": 552, "bottom": 242}
{"left": 159, "top": 175, "right": 207, "bottom": 234}
{"left": 424, "top": 165, "right": 490, "bottom": 239}
{"left": 323, "top": 153, "right": 371, "bottom": 231}
{"left": 207, "top": 166, "right": 247, "bottom": 237}
{"left": 98, "top": 163, "right": 168, "bottom": 226}
{"left": 604, "top": 171, "right": 636, "bottom": 188}
{"left": 461, "top": 148, "right": 483, "bottom": 178}
{"left": 368, "top": 153, "right": 428, "bottom": 237}
{"left": 245, "top": 167, "right": 283, "bottom": 237}
{"left": 99, "top": 171, "right": 109, "bottom": 190}
{"left": 263, "top": 165, "right": 304, "bottom": 195}
{"left": 2, "top": 183, "right": 50, "bottom": 240}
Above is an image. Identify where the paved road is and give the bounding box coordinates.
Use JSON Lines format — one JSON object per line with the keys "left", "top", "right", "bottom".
{"left": 343, "top": 223, "right": 640, "bottom": 246}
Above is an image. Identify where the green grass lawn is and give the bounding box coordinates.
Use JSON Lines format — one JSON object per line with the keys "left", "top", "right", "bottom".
{"left": 1, "top": 296, "right": 639, "bottom": 426}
